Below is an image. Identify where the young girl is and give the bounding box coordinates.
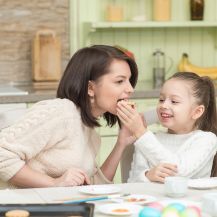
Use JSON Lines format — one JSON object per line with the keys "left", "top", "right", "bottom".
{"left": 117, "top": 72, "right": 217, "bottom": 183}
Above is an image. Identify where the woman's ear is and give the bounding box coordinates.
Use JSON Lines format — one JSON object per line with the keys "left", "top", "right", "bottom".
{"left": 88, "top": 81, "right": 95, "bottom": 97}
{"left": 192, "top": 105, "right": 205, "bottom": 120}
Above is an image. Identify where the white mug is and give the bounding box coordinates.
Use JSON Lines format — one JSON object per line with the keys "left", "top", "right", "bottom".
{"left": 164, "top": 176, "right": 188, "bottom": 198}
{"left": 202, "top": 193, "right": 217, "bottom": 217}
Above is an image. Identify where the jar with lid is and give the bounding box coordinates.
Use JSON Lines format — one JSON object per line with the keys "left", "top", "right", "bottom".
{"left": 106, "top": 0, "right": 123, "bottom": 22}
{"left": 153, "top": 49, "right": 165, "bottom": 89}
{"left": 190, "top": 0, "right": 204, "bottom": 20}
{"left": 153, "top": 0, "right": 171, "bottom": 21}
{"left": 131, "top": 0, "right": 146, "bottom": 22}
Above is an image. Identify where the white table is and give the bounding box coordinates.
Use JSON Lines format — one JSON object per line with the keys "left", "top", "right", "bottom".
{"left": 0, "top": 183, "right": 216, "bottom": 215}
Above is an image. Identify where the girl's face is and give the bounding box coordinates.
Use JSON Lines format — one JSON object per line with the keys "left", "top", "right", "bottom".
{"left": 157, "top": 78, "right": 203, "bottom": 134}
{"left": 88, "top": 59, "right": 134, "bottom": 117}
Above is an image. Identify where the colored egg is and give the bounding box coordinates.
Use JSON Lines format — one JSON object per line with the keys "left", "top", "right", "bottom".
{"left": 180, "top": 207, "right": 200, "bottom": 217}
{"left": 139, "top": 207, "right": 161, "bottom": 217}
{"left": 167, "top": 202, "right": 186, "bottom": 212}
{"left": 162, "top": 206, "right": 180, "bottom": 217}
{"left": 148, "top": 202, "right": 164, "bottom": 211}
{"left": 187, "top": 205, "right": 201, "bottom": 216}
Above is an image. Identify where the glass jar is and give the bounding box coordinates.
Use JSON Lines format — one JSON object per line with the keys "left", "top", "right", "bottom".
{"left": 190, "top": 0, "right": 204, "bottom": 20}
{"left": 106, "top": 2, "right": 123, "bottom": 22}
{"left": 153, "top": 0, "right": 171, "bottom": 21}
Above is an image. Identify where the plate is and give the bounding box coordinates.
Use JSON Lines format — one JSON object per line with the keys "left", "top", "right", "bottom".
{"left": 97, "top": 203, "right": 143, "bottom": 216}
{"left": 111, "top": 194, "right": 157, "bottom": 205}
{"left": 188, "top": 178, "right": 217, "bottom": 189}
{"left": 79, "top": 185, "right": 121, "bottom": 195}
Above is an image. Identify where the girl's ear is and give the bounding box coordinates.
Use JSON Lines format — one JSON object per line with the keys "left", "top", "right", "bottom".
{"left": 88, "top": 81, "right": 95, "bottom": 97}
{"left": 192, "top": 105, "right": 205, "bottom": 120}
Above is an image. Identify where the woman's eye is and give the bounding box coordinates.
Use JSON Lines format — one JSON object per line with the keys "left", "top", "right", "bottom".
{"left": 117, "top": 80, "right": 124, "bottom": 84}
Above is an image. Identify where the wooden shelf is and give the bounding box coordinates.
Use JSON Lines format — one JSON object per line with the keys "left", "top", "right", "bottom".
{"left": 86, "top": 21, "right": 217, "bottom": 31}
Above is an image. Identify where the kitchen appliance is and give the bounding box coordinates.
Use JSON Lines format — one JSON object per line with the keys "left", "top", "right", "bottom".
{"left": 153, "top": 49, "right": 165, "bottom": 89}
{"left": 32, "top": 29, "right": 61, "bottom": 81}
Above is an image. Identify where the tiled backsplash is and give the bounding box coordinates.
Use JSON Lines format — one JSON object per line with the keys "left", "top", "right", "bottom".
{"left": 0, "top": 0, "right": 70, "bottom": 83}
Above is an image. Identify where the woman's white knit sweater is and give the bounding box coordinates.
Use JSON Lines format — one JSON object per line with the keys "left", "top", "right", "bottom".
{"left": 128, "top": 130, "right": 217, "bottom": 182}
{"left": 0, "top": 98, "right": 111, "bottom": 187}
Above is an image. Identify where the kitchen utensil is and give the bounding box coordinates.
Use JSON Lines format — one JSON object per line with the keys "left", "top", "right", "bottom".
{"left": 32, "top": 29, "right": 61, "bottom": 81}
{"left": 111, "top": 194, "right": 157, "bottom": 205}
{"left": 79, "top": 185, "right": 121, "bottom": 195}
{"left": 202, "top": 193, "right": 217, "bottom": 217}
{"left": 98, "top": 203, "right": 142, "bottom": 216}
{"left": 153, "top": 49, "right": 165, "bottom": 89}
{"left": 164, "top": 177, "right": 188, "bottom": 198}
{"left": 63, "top": 194, "right": 129, "bottom": 204}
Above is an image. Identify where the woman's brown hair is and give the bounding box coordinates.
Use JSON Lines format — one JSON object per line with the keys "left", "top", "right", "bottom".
{"left": 57, "top": 45, "right": 138, "bottom": 128}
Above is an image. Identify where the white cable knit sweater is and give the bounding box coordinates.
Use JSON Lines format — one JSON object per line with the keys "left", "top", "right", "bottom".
{"left": 128, "top": 130, "right": 217, "bottom": 182}
{"left": 0, "top": 98, "right": 111, "bottom": 188}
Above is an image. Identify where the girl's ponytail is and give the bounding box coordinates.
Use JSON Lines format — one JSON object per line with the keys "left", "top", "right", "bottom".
{"left": 199, "top": 77, "right": 217, "bottom": 135}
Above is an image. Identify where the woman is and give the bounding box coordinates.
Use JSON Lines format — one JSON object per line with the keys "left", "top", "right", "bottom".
{"left": 0, "top": 45, "right": 138, "bottom": 188}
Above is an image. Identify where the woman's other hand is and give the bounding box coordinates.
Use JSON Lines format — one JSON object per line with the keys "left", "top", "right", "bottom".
{"left": 53, "top": 168, "right": 90, "bottom": 187}
{"left": 146, "top": 163, "right": 177, "bottom": 183}
{"left": 117, "top": 100, "right": 147, "bottom": 138}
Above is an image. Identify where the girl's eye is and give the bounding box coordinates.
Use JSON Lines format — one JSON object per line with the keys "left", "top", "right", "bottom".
{"left": 159, "top": 99, "right": 164, "bottom": 103}
{"left": 171, "top": 100, "right": 178, "bottom": 104}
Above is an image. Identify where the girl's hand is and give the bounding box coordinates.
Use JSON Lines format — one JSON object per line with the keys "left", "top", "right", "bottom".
{"left": 117, "top": 124, "right": 137, "bottom": 149}
{"left": 117, "top": 101, "right": 147, "bottom": 138}
{"left": 53, "top": 168, "right": 90, "bottom": 187}
{"left": 146, "top": 163, "right": 177, "bottom": 183}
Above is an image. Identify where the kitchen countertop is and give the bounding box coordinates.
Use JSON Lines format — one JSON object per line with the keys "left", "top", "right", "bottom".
{"left": 0, "top": 81, "right": 159, "bottom": 104}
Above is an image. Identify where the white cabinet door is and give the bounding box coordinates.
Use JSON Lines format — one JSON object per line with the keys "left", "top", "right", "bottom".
{"left": 0, "top": 103, "right": 27, "bottom": 129}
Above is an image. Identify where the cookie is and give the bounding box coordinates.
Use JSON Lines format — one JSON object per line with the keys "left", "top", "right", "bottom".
{"left": 5, "top": 209, "right": 30, "bottom": 217}
{"left": 127, "top": 101, "right": 135, "bottom": 108}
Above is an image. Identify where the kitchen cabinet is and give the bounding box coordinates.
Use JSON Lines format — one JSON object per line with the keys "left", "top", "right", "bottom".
{"left": 0, "top": 103, "right": 27, "bottom": 130}
{"left": 0, "top": 103, "right": 27, "bottom": 112}
{"left": 70, "top": 0, "right": 217, "bottom": 84}
{"left": 69, "top": 0, "right": 217, "bottom": 183}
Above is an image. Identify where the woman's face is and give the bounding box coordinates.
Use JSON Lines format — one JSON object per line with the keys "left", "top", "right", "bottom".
{"left": 89, "top": 59, "right": 134, "bottom": 117}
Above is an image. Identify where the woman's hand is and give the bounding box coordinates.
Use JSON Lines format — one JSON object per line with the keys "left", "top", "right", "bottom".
{"left": 146, "top": 163, "right": 177, "bottom": 183}
{"left": 117, "top": 101, "right": 147, "bottom": 139}
{"left": 53, "top": 168, "right": 90, "bottom": 187}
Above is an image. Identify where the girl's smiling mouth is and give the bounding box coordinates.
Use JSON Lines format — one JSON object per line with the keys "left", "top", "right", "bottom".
{"left": 161, "top": 112, "right": 173, "bottom": 118}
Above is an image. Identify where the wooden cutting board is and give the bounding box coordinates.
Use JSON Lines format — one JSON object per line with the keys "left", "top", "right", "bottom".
{"left": 32, "top": 29, "right": 61, "bottom": 81}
